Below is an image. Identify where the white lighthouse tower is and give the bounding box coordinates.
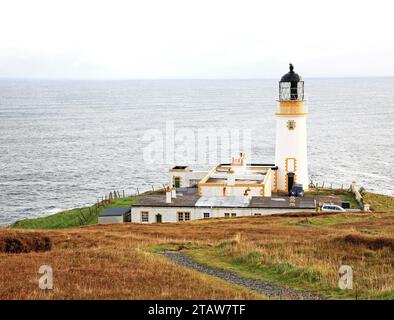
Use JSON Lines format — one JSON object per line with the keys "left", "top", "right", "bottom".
{"left": 275, "top": 64, "right": 309, "bottom": 193}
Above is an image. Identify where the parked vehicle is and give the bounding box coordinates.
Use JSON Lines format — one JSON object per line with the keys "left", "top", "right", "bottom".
{"left": 321, "top": 204, "right": 346, "bottom": 212}
{"left": 289, "top": 183, "right": 304, "bottom": 197}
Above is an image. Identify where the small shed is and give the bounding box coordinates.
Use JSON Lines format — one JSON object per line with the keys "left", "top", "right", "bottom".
{"left": 98, "top": 207, "right": 131, "bottom": 224}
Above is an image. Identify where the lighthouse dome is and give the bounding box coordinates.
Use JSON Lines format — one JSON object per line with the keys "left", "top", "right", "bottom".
{"left": 280, "top": 64, "right": 301, "bottom": 82}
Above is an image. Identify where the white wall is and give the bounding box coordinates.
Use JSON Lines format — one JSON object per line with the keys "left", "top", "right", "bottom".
{"left": 200, "top": 185, "right": 264, "bottom": 197}
{"left": 98, "top": 216, "right": 124, "bottom": 224}
{"left": 275, "top": 115, "right": 309, "bottom": 191}
{"left": 131, "top": 206, "right": 314, "bottom": 223}
{"left": 169, "top": 170, "right": 208, "bottom": 188}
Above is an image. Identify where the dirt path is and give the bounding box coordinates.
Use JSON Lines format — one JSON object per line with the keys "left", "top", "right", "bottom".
{"left": 161, "top": 251, "right": 325, "bottom": 300}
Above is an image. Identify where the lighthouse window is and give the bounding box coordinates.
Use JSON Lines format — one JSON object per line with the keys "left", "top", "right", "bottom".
{"left": 287, "top": 120, "right": 296, "bottom": 130}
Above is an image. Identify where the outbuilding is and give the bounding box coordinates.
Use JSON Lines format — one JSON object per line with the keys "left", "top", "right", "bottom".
{"left": 98, "top": 207, "right": 131, "bottom": 224}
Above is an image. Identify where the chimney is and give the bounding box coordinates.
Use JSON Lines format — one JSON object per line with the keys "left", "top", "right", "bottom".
{"left": 171, "top": 187, "right": 177, "bottom": 198}
{"left": 227, "top": 168, "right": 235, "bottom": 185}
{"left": 243, "top": 187, "right": 252, "bottom": 204}
{"left": 165, "top": 186, "right": 172, "bottom": 203}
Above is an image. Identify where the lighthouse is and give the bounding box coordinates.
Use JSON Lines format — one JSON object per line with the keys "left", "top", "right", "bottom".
{"left": 275, "top": 64, "right": 309, "bottom": 193}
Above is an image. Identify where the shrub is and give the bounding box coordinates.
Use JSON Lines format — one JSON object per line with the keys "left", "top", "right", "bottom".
{"left": 335, "top": 234, "right": 394, "bottom": 250}
{"left": 0, "top": 234, "right": 52, "bottom": 254}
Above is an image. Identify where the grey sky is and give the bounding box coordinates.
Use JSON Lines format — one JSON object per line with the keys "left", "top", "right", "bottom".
{"left": 1, "top": 0, "right": 393, "bottom": 79}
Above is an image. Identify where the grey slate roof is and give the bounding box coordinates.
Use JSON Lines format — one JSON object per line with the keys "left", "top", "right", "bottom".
{"left": 100, "top": 207, "right": 131, "bottom": 217}
{"left": 132, "top": 194, "right": 316, "bottom": 209}
{"left": 132, "top": 194, "right": 200, "bottom": 207}
{"left": 249, "top": 197, "right": 316, "bottom": 209}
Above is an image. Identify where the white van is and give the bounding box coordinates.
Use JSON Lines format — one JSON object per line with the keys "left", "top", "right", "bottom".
{"left": 321, "top": 204, "right": 346, "bottom": 212}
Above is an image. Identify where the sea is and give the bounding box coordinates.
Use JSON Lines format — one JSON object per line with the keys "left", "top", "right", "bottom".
{"left": 0, "top": 78, "right": 393, "bottom": 226}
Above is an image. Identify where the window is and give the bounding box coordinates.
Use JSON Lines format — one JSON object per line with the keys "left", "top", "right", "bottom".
{"left": 287, "top": 120, "right": 296, "bottom": 130}
{"left": 141, "top": 211, "right": 149, "bottom": 223}
{"left": 285, "top": 158, "right": 296, "bottom": 172}
{"left": 184, "top": 212, "right": 190, "bottom": 221}
{"left": 203, "top": 212, "right": 210, "bottom": 219}
{"left": 177, "top": 212, "right": 184, "bottom": 221}
{"left": 231, "top": 213, "right": 237, "bottom": 217}
{"left": 224, "top": 213, "right": 230, "bottom": 217}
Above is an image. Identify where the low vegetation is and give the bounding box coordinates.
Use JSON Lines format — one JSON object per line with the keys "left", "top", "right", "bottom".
{"left": 0, "top": 232, "right": 52, "bottom": 254}
{"left": 1, "top": 209, "right": 393, "bottom": 299}
{"left": 155, "top": 212, "right": 394, "bottom": 299}
{"left": 3, "top": 189, "right": 393, "bottom": 299}
{"left": 12, "top": 196, "right": 140, "bottom": 230}
{"left": 11, "top": 188, "right": 371, "bottom": 230}
{"left": 0, "top": 225, "right": 261, "bottom": 299}
{"left": 362, "top": 192, "right": 394, "bottom": 212}
{"left": 305, "top": 189, "right": 360, "bottom": 208}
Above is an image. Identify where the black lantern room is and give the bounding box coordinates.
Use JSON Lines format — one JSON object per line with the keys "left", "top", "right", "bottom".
{"left": 279, "top": 64, "right": 304, "bottom": 101}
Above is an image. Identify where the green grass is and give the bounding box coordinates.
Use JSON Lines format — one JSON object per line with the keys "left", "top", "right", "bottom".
{"left": 12, "top": 196, "right": 140, "bottom": 230}
{"left": 184, "top": 247, "right": 349, "bottom": 299}
{"left": 290, "top": 215, "right": 364, "bottom": 227}
{"left": 363, "top": 192, "right": 394, "bottom": 212}
{"left": 181, "top": 245, "right": 384, "bottom": 300}
{"left": 306, "top": 189, "right": 360, "bottom": 209}
{"left": 339, "top": 192, "right": 360, "bottom": 209}
{"left": 151, "top": 236, "right": 394, "bottom": 299}
{"left": 306, "top": 189, "right": 394, "bottom": 211}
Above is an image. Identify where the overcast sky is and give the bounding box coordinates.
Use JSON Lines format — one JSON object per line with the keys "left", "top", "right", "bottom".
{"left": 1, "top": 0, "right": 394, "bottom": 79}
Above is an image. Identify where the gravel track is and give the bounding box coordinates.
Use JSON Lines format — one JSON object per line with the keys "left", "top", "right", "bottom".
{"left": 161, "top": 251, "right": 325, "bottom": 300}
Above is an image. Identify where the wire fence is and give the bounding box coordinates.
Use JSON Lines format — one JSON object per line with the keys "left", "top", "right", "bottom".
{"left": 308, "top": 180, "right": 352, "bottom": 192}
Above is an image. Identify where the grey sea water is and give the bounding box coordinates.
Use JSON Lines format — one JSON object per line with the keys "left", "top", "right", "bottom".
{"left": 0, "top": 78, "right": 393, "bottom": 226}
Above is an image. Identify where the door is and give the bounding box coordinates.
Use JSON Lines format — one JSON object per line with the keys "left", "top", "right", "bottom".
{"left": 174, "top": 177, "right": 180, "bottom": 188}
{"left": 287, "top": 172, "right": 295, "bottom": 193}
{"left": 156, "top": 214, "right": 162, "bottom": 223}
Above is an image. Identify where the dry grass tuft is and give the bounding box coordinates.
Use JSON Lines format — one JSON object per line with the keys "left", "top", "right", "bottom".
{"left": 0, "top": 233, "right": 52, "bottom": 254}
{"left": 335, "top": 234, "right": 394, "bottom": 250}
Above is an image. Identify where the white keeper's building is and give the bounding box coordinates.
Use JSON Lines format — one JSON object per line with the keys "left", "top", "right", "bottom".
{"left": 131, "top": 65, "right": 315, "bottom": 223}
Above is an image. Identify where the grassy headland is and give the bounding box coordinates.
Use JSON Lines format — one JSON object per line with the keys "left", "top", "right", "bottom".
{"left": 12, "top": 196, "right": 140, "bottom": 229}
{"left": 363, "top": 192, "right": 394, "bottom": 211}
{"left": 13, "top": 189, "right": 394, "bottom": 230}
{"left": 1, "top": 209, "right": 393, "bottom": 299}
{"left": 2, "top": 190, "right": 392, "bottom": 299}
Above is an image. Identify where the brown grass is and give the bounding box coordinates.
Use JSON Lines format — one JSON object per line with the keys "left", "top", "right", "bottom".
{"left": 0, "top": 211, "right": 393, "bottom": 299}
{"left": 335, "top": 234, "right": 394, "bottom": 250}
{"left": 0, "top": 232, "right": 52, "bottom": 254}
